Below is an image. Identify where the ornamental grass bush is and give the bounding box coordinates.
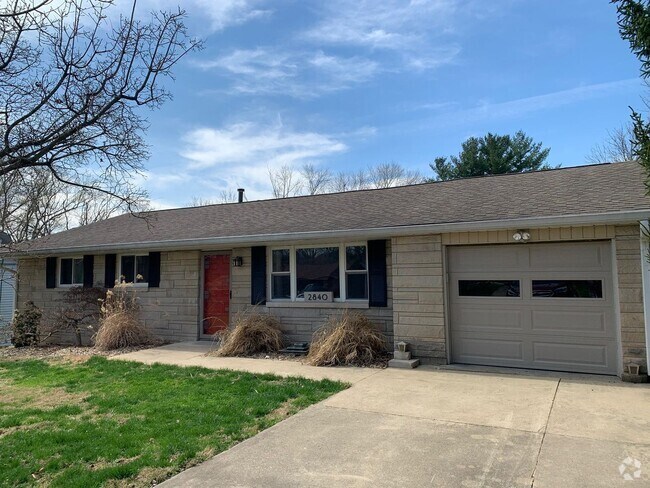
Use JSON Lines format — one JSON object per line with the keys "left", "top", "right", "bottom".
{"left": 94, "top": 284, "right": 159, "bottom": 351}
{"left": 307, "top": 311, "right": 387, "bottom": 367}
{"left": 214, "top": 310, "right": 284, "bottom": 357}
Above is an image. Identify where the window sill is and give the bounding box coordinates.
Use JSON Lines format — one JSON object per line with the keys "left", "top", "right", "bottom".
{"left": 265, "top": 301, "right": 369, "bottom": 309}
{"left": 116, "top": 282, "right": 149, "bottom": 288}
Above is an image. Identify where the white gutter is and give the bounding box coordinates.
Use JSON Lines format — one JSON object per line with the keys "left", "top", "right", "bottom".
{"left": 14, "top": 209, "right": 650, "bottom": 256}
{"left": 640, "top": 221, "right": 650, "bottom": 374}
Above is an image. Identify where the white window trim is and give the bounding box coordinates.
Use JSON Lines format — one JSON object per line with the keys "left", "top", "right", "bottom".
{"left": 58, "top": 256, "right": 84, "bottom": 287}
{"left": 269, "top": 248, "right": 292, "bottom": 301}
{"left": 117, "top": 253, "right": 150, "bottom": 287}
{"left": 267, "top": 243, "right": 369, "bottom": 303}
{"left": 344, "top": 243, "right": 370, "bottom": 301}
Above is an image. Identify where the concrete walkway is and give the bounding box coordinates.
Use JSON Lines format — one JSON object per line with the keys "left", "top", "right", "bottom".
{"left": 115, "top": 343, "right": 650, "bottom": 487}
{"left": 114, "top": 341, "right": 381, "bottom": 383}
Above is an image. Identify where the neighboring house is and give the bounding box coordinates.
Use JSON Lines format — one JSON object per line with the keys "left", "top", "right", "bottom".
{"left": 10, "top": 162, "right": 650, "bottom": 379}
{"left": 0, "top": 258, "right": 17, "bottom": 345}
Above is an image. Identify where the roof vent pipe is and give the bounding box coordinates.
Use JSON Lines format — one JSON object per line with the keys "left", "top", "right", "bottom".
{"left": 237, "top": 188, "right": 245, "bottom": 203}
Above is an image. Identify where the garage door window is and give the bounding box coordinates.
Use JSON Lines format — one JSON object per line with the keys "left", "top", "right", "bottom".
{"left": 458, "top": 280, "right": 520, "bottom": 297}
{"left": 532, "top": 280, "right": 603, "bottom": 298}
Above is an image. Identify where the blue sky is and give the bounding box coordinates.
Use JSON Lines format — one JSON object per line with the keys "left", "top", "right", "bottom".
{"left": 132, "top": 0, "right": 645, "bottom": 208}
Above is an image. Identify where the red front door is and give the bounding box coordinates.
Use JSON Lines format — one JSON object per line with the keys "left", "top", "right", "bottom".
{"left": 203, "top": 254, "right": 230, "bottom": 335}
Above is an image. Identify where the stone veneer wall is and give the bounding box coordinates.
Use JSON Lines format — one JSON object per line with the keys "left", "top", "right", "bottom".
{"left": 229, "top": 242, "right": 394, "bottom": 346}
{"left": 138, "top": 251, "right": 200, "bottom": 342}
{"left": 16, "top": 250, "right": 200, "bottom": 344}
{"left": 390, "top": 235, "right": 445, "bottom": 364}
{"left": 614, "top": 225, "right": 647, "bottom": 374}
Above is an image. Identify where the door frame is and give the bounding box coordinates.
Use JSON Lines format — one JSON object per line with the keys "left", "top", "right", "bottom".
{"left": 199, "top": 251, "right": 232, "bottom": 339}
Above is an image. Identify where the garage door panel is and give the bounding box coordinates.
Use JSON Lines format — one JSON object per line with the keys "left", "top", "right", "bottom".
{"left": 528, "top": 242, "right": 610, "bottom": 271}
{"left": 448, "top": 242, "right": 618, "bottom": 375}
{"left": 530, "top": 309, "right": 608, "bottom": 334}
{"left": 454, "top": 308, "right": 524, "bottom": 330}
{"left": 453, "top": 337, "right": 524, "bottom": 361}
{"left": 532, "top": 342, "right": 615, "bottom": 373}
{"left": 448, "top": 246, "right": 529, "bottom": 271}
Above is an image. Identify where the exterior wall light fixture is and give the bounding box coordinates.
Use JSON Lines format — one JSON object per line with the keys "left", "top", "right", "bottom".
{"left": 232, "top": 256, "right": 243, "bottom": 267}
{"left": 512, "top": 230, "right": 531, "bottom": 242}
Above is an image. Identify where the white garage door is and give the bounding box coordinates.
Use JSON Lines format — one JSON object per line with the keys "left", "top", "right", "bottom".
{"left": 448, "top": 241, "right": 618, "bottom": 375}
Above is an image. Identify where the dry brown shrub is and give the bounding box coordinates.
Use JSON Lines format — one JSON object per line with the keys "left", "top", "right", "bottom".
{"left": 213, "top": 310, "right": 283, "bottom": 357}
{"left": 94, "top": 285, "right": 160, "bottom": 351}
{"left": 307, "top": 311, "right": 387, "bottom": 367}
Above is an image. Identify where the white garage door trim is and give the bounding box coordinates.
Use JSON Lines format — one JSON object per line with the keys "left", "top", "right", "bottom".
{"left": 447, "top": 241, "right": 619, "bottom": 375}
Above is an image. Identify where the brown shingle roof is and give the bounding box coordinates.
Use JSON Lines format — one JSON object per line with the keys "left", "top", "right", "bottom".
{"left": 18, "top": 162, "right": 650, "bottom": 253}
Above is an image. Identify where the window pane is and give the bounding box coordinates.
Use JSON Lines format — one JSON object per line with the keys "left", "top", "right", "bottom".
{"left": 459, "top": 280, "right": 520, "bottom": 297}
{"left": 73, "top": 258, "right": 84, "bottom": 284}
{"left": 121, "top": 255, "right": 135, "bottom": 283}
{"left": 136, "top": 255, "right": 149, "bottom": 283}
{"left": 346, "top": 273, "right": 368, "bottom": 299}
{"left": 60, "top": 258, "right": 72, "bottom": 285}
{"left": 272, "top": 249, "right": 290, "bottom": 272}
{"left": 296, "top": 247, "right": 340, "bottom": 298}
{"left": 532, "top": 280, "right": 603, "bottom": 298}
{"left": 346, "top": 246, "right": 367, "bottom": 271}
{"left": 272, "top": 275, "right": 291, "bottom": 299}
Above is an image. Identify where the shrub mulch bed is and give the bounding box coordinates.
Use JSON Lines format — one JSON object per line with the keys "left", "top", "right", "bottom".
{"left": 0, "top": 344, "right": 159, "bottom": 362}
{"left": 243, "top": 351, "right": 392, "bottom": 369}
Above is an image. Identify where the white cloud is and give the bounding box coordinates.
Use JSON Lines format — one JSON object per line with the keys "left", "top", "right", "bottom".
{"left": 196, "top": 48, "right": 380, "bottom": 98}
{"left": 165, "top": 121, "right": 360, "bottom": 200}
{"left": 193, "top": 0, "right": 271, "bottom": 32}
{"left": 396, "top": 78, "right": 642, "bottom": 131}
{"left": 454, "top": 78, "right": 641, "bottom": 123}
{"left": 147, "top": 198, "right": 179, "bottom": 211}
{"left": 297, "top": 0, "right": 462, "bottom": 75}
{"left": 140, "top": 171, "right": 192, "bottom": 190}
{"left": 403, "top": 45, "right": 461, "bottom": 71}
{"left": 114, "top": 0, "right": 270, "bottom": 33}
{"left": 181, "top": 121, "right": 348, "bottom": 169}
{"left": 302, "top": 0, "right": 457, "bottom": 50}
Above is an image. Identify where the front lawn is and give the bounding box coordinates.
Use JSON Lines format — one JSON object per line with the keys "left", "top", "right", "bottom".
{"left": 0, "top": 357, "right": 346, "bottom": 487}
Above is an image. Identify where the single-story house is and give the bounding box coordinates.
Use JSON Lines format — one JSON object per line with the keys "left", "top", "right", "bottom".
{"left": 10, "top": 161, "right": 650, "bottom": 379}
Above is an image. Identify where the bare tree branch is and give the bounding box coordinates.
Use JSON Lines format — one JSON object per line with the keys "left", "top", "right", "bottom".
{"left": 300, "top": 163, "right": 331, "bottom": 195}
{"left": 368, "top": 162, "right": 423, "bottom": 188}
{"left": 0, "top": 0, "right": 202, "bottom": 210}
{"left": 269, "top": 164, "right": 302, "bottom": 198}
{"left": 586, "top": 123, "right": 637, "bottom": 164}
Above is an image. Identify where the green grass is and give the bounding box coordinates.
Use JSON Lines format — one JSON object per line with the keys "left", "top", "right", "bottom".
{"left": 0, "top": 357, "right": 346, "bottom": 487}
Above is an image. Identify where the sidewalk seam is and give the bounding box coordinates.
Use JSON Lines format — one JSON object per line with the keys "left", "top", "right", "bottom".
{"left": 322, "top": 403, "right": 546, "bottom": 435}
{"left": 530, "top": 378, "right": 561, "bottom": 487}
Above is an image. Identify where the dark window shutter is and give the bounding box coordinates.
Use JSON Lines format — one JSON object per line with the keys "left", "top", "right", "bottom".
{"left": 148, "top": 252, "right": 161, "bottom": 288}
{"left": 104, "top": 254, "right": 116, "bottom": 288}
{"left": 83, "top": 255, "right": 94, "bottom": 288}
{"left": 368, "top": 240, "right": 388, "bottom": 307}
{"left": 251, "top": 246, "right": 267, "bottom": 305}
{"left": 46, "top": 257, "right": 57, "bottom": 289}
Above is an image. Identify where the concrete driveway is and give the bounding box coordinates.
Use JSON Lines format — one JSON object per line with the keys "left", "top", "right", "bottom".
{"left": 160, "top": 365, "right": 650, "bottom": 487}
